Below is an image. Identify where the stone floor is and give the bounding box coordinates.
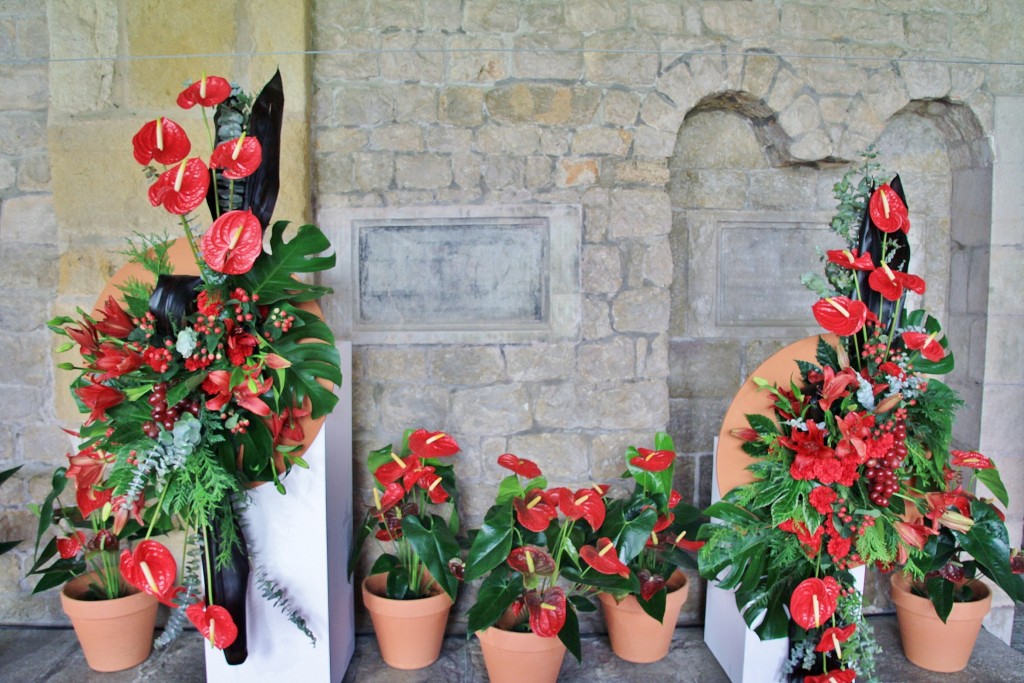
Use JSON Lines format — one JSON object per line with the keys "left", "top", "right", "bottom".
{"left": 2, "top": 612, "right": 1023, "bottom": 683}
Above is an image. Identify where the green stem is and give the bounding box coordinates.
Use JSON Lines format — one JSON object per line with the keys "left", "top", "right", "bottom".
{"left": 145, "top": 478, "right": 172, "bottom": 540}
{"left": 179, "top": 214, "right": 204, "bottom": 272}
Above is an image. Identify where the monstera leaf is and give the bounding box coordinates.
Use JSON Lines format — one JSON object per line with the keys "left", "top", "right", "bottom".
{"left": 242, "top": 221, "right": 335, "bottom": 305}
{"left": 271, "top": 309, "right": 341, "bottom": 418}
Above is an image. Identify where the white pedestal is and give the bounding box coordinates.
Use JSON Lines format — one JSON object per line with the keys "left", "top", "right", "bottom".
{"left": 705, "top": 438, "right": 865, "bottom": 683}
{"left": 206, "top": 342, "right": 354, "bottom": 682}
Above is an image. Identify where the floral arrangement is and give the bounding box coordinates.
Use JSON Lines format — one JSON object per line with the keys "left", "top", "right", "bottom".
{"left": 464, "top": 453, "right": 611, "bottom": 660}
{"left": 31, "top": 71, "right": 340, "bottom": 663}
{"left": 573, "top": 432, "right": 703, "bottom": 622}
{"left": 698, "top": 151, "right": 1024, "bottom": 682}
{"left": 350, "top": 429, "right": 463, "bottom": 601}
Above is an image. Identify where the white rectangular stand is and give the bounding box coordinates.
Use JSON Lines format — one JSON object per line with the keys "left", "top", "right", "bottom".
{"left": 704, "top": 437, "right": 865, "bottom": 683}
{"left": 206, "top": 342, "right": 354, "bottom": 682}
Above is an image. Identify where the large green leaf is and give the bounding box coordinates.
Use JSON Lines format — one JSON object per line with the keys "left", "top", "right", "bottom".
{"left": 976, "top": 467, "right": 1009, "bottom": 508}
{"left": 34, "top": 468, "right": 68, "bottom": 555}
{"left": 403, "top": 514, "right": 460, "bottom": 600}
{"left": 926, "top": 576, "right": 955, "bottom": 622}
{"left": 464, "top": 504, "right": 514, "bottom": 582}
{"left": 638, "top": 586, "right": 667, "bottom": 623}
{"left": 348, "top": 510, "right": 374, "bottom": 577}
{"left": 270, "top": 309, "right": 341, "bottom": 418}
{"left": 242, "top": 222, "right": 336, "bottom": 305}
{"left": 466, "top": 566, "right": 521, "bottom": 634}
{"left": 558, "top": 604, "right": 582, "bottom": 662}
{"left": 957, "top": 502, "right": 1024, "bottom": 602}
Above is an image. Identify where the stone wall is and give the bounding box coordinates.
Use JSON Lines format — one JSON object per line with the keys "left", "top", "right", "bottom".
{"left": 2, "top": 0, "right": 1024, "bottom": 634}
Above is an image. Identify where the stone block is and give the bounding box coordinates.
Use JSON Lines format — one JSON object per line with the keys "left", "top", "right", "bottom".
{"left": 862, "top": 67, "right": 911, "bottom": 123}
{"left": 581, "top": 245, "right": 622, "bottom": 294}
{"left": 702, "top": 1, "right": 780, "bottom": 39}
{"left": 565, "top": 0, "right": 628, "bottom": 32}
{"left": 314, "top": 30, "right": 380, "bottom": 82}
{"left": 525, "top": 155, "right": 553, "bottom": 189}
{"left": 429, "top": 347, "right": 505, "bottom": 385}
{"left": 46, "top": 0, "right": 116, "bottom": 114}
{"left": 507, "top": 432, "right": 589, "bottom": 479}
{"left": 0, "top": 64, "right": 47, "bottom": 112}
{"left": 572, "top": 127, "right": 632, "bottom": 157}
{"left": 0, "top": 384, "right": 45, "bottom": 421}
{"left": 474, "top": 124, "right": 541, "bottom": 155}
{"left": 556, "top": 158, "right": 599, "bottom": 188}
{"left": 988, "top": 248, "right": 1024, "bottom": 314}
{"left": 450, "top": 384, "right": 532, "bottom": 434}
{"left": 440, "top": 87, "right": 484, "bottom": 126}
{"left": 747, "top": 167, "right": 819, "bottom": 210}
{"left": 451, "top": 152, "right": 483, "bottom": 191}
{"left": 394, "top": 154, "right": 452, "bottom": 189}
{"left": 902, "top": 61, "right": 952, "bottom": 100}
{"left": 539, "top": 129, "right": 571, "bottom": 156}
{"left": 0, "top": 158, "right": 15, "bottom": 190}
{"left": 369, "top": 124, "right": 423, "bottom": 153}
{"left": 485, "top": 84, "right": 601, "bottom": 127}
{"left": 609, "top": 188, "right": 671, "bottom": 238}
{"left": 591, "top": 431, "right": 649, "bottom": 481}
{"left": 639, "top": 236, "right": 673, "bottom": 288}
{"left": 318, "top": 152, "right": 355, "bottom": 193}
{"left": 778, "top": 94, "right": 823, "bottom": 140}
{"left": 582, "top": 295, "right": 613, "bottom": 340}
{"left": 447, "top": 35, "right": 507, "bottom": 82}
{"left": 381, "top": 32, "right": 445, "bottom": 83}
{"left": 317, "top": 127, "right": 368, "bottom": 155}
{"left": 2, "top": 330, "right": 48, "bottom": 385}
{"left": 741, "top": 52, "right": 779, "bottom": 99}
{"left": 58, "top": 243, "right": 123, "bottom": 297}
{"left": 583, "top": 32, "right": 659, "bottom": 86}
{"left": 611, "top": 287, "right": 670, "bottom": 334}
{"left": 633, "top": 0, "right": 686, "bottom": 34}
{"left": 366, "top": 0, "right": 423, "bottom": 29}
{"left": 21, "top": 423, "right": 74, "bottom": 464}
{"left": 668, "top": 397, "right": 730, "bottom": 456}
{"left": 506, "top": 343, "right": 576, "bottom": 382}
{"left": 419, "top": 0, "right": 461, "bottom": 28}
{"left": 669, "top": 170, "right": 747, "bottom": 210}
{"left": 602, "top": 90, "right": 641, "bottom": 127}
{"left": 521, "top": 1, "right": 565, "bottom": 30}
{"left": 535, "top": 380, "right": 668, "bottom": 430}
{"left": 668, "top": 338, "right": 742, "bottom": 399}
{"left": 425, "top": 127, "right": 473, "bottom": 154}
{"left": 0, "top": 113, "right": 43, "bottom": 156}
{"left": 463, "top": 0, "right": 519, "bottom": 31}
{"left": 632, "top": 126, "right": 677, "bottom": 158}
{"left": 334, "top": 85, "right": 394, "bottom": 125}
{"left": 353, "top": 151, "right": 394, "bottom": 193}
{"left": 379, "top": 383, "right": 451, "bottom": 435}
{"left": 0, "top": 194, "right": 56, "bottom": 245}
{"left": 674, "top": 110, "right": 768, "bottom": 170}
{"left": 582, "top": 188, "right": 610, "bottom": 242}
{"left": 609, "top": 159, "right": 669, "bottom": 187}
{"left": 578, "top": 336, "right": 635, "bottom": 383}
{"left": 514, "top": 33, "right": 583, "bottom": 80}
{"left": 482, "top": 155, "right": 525, "bottom": 190}
{"left": 638, "top": 334, "right": 670, "bottom": 380}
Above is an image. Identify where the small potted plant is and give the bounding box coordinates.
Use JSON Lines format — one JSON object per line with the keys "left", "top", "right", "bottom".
{"left": 890, "top": 450, "right": 1024, "bottom": 673}
{"left": 29, "top": 461, "right": 179, "bottom": 672}
{"left": 571, "top": 432, "right": 704, "bottom": 663}
{"left": 464, "top": 453, "right": 608, "bottom": 683}
{"left": 350, "top": 428, "right": 462, "bottom": 670}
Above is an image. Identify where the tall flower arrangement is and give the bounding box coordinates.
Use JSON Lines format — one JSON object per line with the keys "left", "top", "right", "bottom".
{"left": 32, "top": 72, "right": 340, "bottom": 664}
{"left": 698, "top": 151, "right": 1024, "bottom": 682}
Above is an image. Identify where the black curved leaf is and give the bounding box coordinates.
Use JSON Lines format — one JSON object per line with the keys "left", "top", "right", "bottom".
{"left": 205, "top": 505, "right": 250, "bottom": 665}
{"left": 854, "top": 173, "right": 911, "bottom": 333}
{"left": 148, "top": 274, "right": 202, "bottom": 335}
{"left": 243, "top": 70, "right": 284, "bottom": 230}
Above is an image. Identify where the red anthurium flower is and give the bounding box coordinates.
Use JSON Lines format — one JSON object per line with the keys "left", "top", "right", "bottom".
{"left": 148, "top": 158, "right": 210, "bottom": 215}
{"left": 94, "top": 343, "right": 143, "bottom": 382}
{"left": 812, "top": 296, "right": 868, "bottom": 337}
{"left": 202, "top": 209, "right": 262, "bottom": 275}
{"left": 653, "top": 512, "right": 674, "bottom": 533}
{"left": 408, "top": 429, "right": 460, "bottom": 458}
{"left": 209, "top": 134, "right": 262, "bottom": 179}
{"left": 132, "top": 116, "right": 191, "bottom": 166}
{"left": 869, "top": 183, "right": 909, "bottom": 233}
{"left": 580, "top": 537, "right": 630, "bottom": 578}
{"left": 373, "top": 451, "right": 415, "bottom": 487}
{"left": 524, "top": 587, "right": 567, "bottom": 638}
{"left": 75, "top": 381, "right": 124, "bottom": 425}
{"left": 177, "top": 75, "right": 231, "bottom": 109}
{"left": 868, "top": 264, "right": 926, "bottom": 302}
{"left": 902, "top": 331, "right": 945, "bottom": 362}
{"left": 790, "top": 577, "right": 840, "bottom": 630}
{"left": 513, "top": 489, "right": 557, "bottom": 532}
{"left": 804, "top": 670, "right": 856, "bottom": 683}
{"left": 56, "top": 531, "right": 87, "bottom": 559}
{"left": 826, "top": 248, "right": 875, "bottom": 271}
{"left": 558, "top": 488, "right": 606, "bottom": 531}
{"left": 417, "top": 471, "right": 449, "bottom": 504}
{"left": 507, "top": 545, "right": 556, "bottom": 577}
{"left": 672, "top": 529, "right": 705, "bottom": 552}
{"left": 400, "top": 457, "right": 432, "bottom": 491}
{"left": 119, "top": 540, "right": 180, "bottom": 607}
{"left": 630, "top": 448, "right": 674, "bottom": 472}
{"left": 637, "top": 569, "right": 666, "bottom": 601}
{"left": 497, "top": 453, "right": 542, "bottom": 479}
{"left": 950, "top": 449, "right": 994, "bottom": 470}
{"left": 371, "top": 482, "right": 405, "bottom": 516}
{"left": 94, "top": 296, "right": 135, "bottom": 339}
{"left": 815, "top": 624, "right": 856, "bottom": 655}
{"left": 186, "top": 602, "right": 239, "bottom": 650}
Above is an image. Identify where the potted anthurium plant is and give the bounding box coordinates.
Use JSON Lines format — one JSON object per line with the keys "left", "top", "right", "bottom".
{"left": 698, "top": 150, "right": 1024, "bottom": 681}
{"left": 572, "top": 432, "right": 704, "bottom": 664}
{"left": 350, "top": 428, "right": 462, "bottom": 670}
{"left": 33, "top": 70, "right": 341, "bottom": 669}
{"left": 464, "top": 453, "right": 609, "bottom": 683}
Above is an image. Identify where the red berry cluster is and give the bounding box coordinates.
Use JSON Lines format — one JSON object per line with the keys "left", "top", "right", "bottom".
{"left": 865, "top": 418, "right": 908, "bottom": 507}
{"left": 141, "top": 382, "right": 201, "bottom": 438}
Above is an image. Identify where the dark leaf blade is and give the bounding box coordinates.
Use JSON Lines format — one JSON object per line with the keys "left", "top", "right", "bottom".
{"left": 0, "top": 465, "right": 22, "bottom": 488}
{"left": 243, "top": 70, "right": 283, "bottom": 229}
{"left": 466, "top": 567, "right": 521, "bottom": 634}
{"left": 35, "top": 468, "right": 68, "bottom": 555}
{"left": 637, "top": 587, "right": 667, "bottom": 623}
{"left": 464, "top": 504, "right": 514, "bottom": 582}
{"left": 403, "top": 514, "right": 460, "bottom": 601}
{"left": 558, "top": 604, "right": 582, "bottom": 662}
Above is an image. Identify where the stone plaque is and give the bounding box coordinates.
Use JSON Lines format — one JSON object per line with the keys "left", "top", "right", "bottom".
{"left": 357, "top": 221, "right": 548, "bottom": 326}
{"left": 319, "top": 205, "right": 581, "bottom": 344}
{"left": 717, "top": 220, "right": 841, "bottom": 327}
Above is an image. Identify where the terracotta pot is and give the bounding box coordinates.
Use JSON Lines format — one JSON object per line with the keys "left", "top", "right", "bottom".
{"left": 60, "top": 572, "right": 159, "bottom": 672}
{"left": 599, "top": 570, "right": 689, "bottom": 663}
{"left": 890, "top": 571, "right": 992, "bottom": 673}
{"left": 476, "top": 625, "right": 566, "bottom": 683}
{"left": 362, "top": 573, "right": 453, "bottom": 669}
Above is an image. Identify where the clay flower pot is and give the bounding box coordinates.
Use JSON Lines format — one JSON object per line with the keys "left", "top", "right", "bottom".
{"left": 476, "top": 625, "right": 567, "bottom": 683}
{"left": 890, "top": 571, "right": 992, "bottom": 673}
{"left": 362, "top": 573, "right": 453, "bottom": 669}
{"left": 60, "top": 572, "right": 159, "bottom": 672}
{"left": 599, "top": 570, "right": 689, "bottom": 663}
